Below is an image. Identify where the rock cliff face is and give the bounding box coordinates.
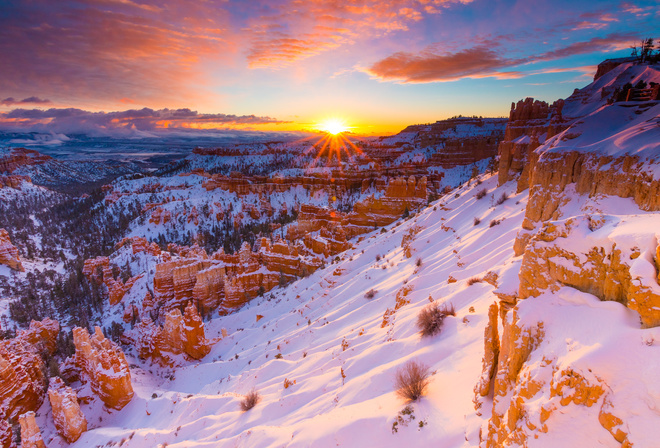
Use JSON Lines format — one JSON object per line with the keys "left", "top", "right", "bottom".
{"left": 497, "top": 97, "right": 566, "bottom": 192}
{"left": 518, "top": 215, "right": 660, "bottom": 328}
{"left": 0, "top": 229, "right": 24, "bottom": 271}
{"left": 18, "top": 411, "right": 46, "bottom": 448}
{"left": 48, "top": 376, "right": 87, "bottom": 443}
{"left": 478, "top": 61, "right": 660, "bottom": 447}
{"left": 72, "top": 327, "right": 133, "bottom": 410}
{"left": 0, "top": 318, "right": 59, "bottom": 424}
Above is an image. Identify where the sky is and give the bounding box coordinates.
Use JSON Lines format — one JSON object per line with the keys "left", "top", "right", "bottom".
{"left": 0, "top": 0, "right": 658, "bottom": 136}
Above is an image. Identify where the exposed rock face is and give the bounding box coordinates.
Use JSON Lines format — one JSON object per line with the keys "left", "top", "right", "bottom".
{"left": 72, "top": 327, "right": 133, "bottom": 410}
{"left": 0, "top": 229, "right": 24, "bottom": 271}
{"left": 148, "top": 239, "right": 322, "bottom": 319}
{"left": 474, "top": 302, "right": 500, "bottom": 397}
{"left": 0, "top": 174, "right": 31, "bottom": 189}
{"left": 518, "top": 215, "right": 660, "bottom": 328}
{"left": 497, "top": 98, "right": 566, "bottom": 191}
{"left": 345, "top": 176, "right": 427, "bottom": 236}
{"left": 0, "top": 148, "right": 52, "bottom": 173}
{"left": 480, "top": 307, "right": 545, "bottom": 446}
{"left": 48, "top": 376, "right": 87, "bottom": 443}
{"left": 18, "top": 411, "right": 45, "bottom": 448}
{"left": 523, "top": 150, "right": 660, "bottom": 225}
{"left": 0, "top": 318, "right": 59, "bottom": 422}
{"left": 123, "top": 302, "right": 212, "bottom": 366}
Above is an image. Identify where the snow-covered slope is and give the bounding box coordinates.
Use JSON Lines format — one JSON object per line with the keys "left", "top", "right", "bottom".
{"left": 29, "top": 163, "right": 660, "bottom": 447}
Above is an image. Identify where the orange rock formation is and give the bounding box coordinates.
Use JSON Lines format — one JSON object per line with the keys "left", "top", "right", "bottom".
{"left": 18, "top": 411, "right": 45, "bottom": 448}
{"left": 0, "top": 318, "right": 59, "bottom": 423}
{"left": 48, "top": 377, "right": 87, "bottom": 443}
{"left": 0, "top": 229, "right": 24, "bottom": 272}
{"left": 72, "top": 327, "right": 134, "bottom": 410}
{"left": 124, "top": 302, "right": 212, "bottom": 366}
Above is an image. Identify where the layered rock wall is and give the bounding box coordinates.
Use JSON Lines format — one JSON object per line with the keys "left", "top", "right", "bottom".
{"left": 0, "top": 318, "right": 59, "bottom": 423}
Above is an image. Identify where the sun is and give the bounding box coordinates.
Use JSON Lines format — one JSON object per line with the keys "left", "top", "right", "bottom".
{"left": 317, "top": 118, "right": 349, "bottom": 135}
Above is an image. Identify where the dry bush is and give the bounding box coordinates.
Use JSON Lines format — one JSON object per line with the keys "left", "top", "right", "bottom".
{"left": 417, "top": 303, "right": 445, "bottom": 337}
{"left": 364, "top": 289, "right": 377, "bottom": 299}
{"left": 475, "top": 188, "right": 488, "bottom": 200}
{"left": 240, "top": 389, "right": 260, "bottom": 411}
{"left": 467, "top": 277, "right": 483, "bottom": 286}
{"left": 415, "top": 257, "right": 422, "bottom": 267}
{"left": 473, "top": 217, "right": 481, "bottom": 226}
{"left": 440, "top": 302, "right": 456, "bottom": 316}
{"left": 489, "top": 219, "right": 501, "bottom": 227}
{"left": 495, "top": 192, "right": 509, "bottom": 205}
{"left": 394, "top": 360, "right": 431, "bottom": 402}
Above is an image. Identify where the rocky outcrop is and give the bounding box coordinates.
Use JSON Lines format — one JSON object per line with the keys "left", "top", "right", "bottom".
{"left": 523, "top": 150, "right": 660, "bottom": 225}
{"left": 474, "top": 302, "right": 500, "bottom": 397}
{"left": 0, "top": 229, "right": 24, "bottom": 272}
{"left": 0, "top": 174, "right": 31, "bottom": 189}
{"left": 48, "top": 376, "right": 87, "bottom": 443}
{"left": 83, "top": 256, "right": 143, "bottom": 305}
{"left": 345, "top": 176, "right": 427, "bottom": 235}
{"left": 148, "top": 239, "right": 322, "bottom": 319}
{"left": 497, "top": 98, "right": 566, "bottom": 191}
{"left": 116, "top": 236, "right": 161, "bottom": 256}
{"left": 18, "top": 411, "right": 45, "bottom": 448}
{"left": 518, "top": 215, "right": 660, "bottom": 328}
{"left": 0, "top": 318, "right": 59, "bottom": 423}
{"left": 479, "top": 306, "right": 545, "bottom": 446}
{"left": 123, "top": 302, "right": 212, "bottom": 366}
{"left": 288, "top": 176, "right": 427, "bottom": 245}
{"left": 0, "top": 148, "right": 52, "bottom": 174}
{"left": 72, "top": 327, "right": 133, "bottom": 410}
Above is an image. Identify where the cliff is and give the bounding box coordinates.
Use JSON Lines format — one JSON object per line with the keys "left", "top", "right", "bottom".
{"left": 478, "top": 61, "right": 660, "bottom": 447}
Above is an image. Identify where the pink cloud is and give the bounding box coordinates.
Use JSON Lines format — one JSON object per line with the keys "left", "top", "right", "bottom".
{"left": 366, "top": 33, "right": 638, "bottom": 83}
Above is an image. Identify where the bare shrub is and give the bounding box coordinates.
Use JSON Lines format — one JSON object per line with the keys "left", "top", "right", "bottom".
{"left": 364, "top": 289, "right": 377, "bottom": 299}
{"left": 467, "top": 277, "right": 482, "bottom": 286}
{"left": 376, "top": 254, "right": 381, "bottom": 262}
{"left": 495, "top": 192, "right": 509, "bottom": 205}
{"left": 473, "top": 217, "right": 481, "bottom": 226}
{"left": 440, "top": 302, "right": 456, "bottom": 316}
{"left": 394, "top": 360, "right": 431, "bottom": 402}
{"left": 417, "top": 303, "right": 445, "bottom": 337}
{"left": 240, "top": 389, "right": 260, "bottom": 411}
{"left": 415, "top": 257, "right": 422, "bottom": 267}
{"left": 489, "top": 219, "right": 501, "bottom": 227}
{"left": 475, "top": 188, "right": 487, "bottom": 200}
